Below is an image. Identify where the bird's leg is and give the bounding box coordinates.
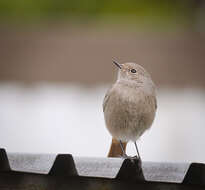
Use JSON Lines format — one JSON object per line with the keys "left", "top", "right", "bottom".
{"left": 134, "top": 141, "right": 141, "bottom": 160}
{"left": 119, "top": 140, "right": 128, "bottom": 158}
{"left": 134, "top": 141, "right": 142, "bottom": 169}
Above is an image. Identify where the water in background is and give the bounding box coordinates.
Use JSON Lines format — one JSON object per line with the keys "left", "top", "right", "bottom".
{"left": 0, "top": 83, "right": 205, "bottom": 163}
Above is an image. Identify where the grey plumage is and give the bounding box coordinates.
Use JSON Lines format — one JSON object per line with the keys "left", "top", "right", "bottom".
{"left": 103, "top": 62, "right": 157, "bottom": 143}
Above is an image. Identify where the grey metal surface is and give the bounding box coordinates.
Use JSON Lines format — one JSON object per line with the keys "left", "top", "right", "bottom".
{"left": 8, "top": 152, "right": 190, "bottom": 183}
{"left": 1, "top": 149, "right": 205, "bottom": 190}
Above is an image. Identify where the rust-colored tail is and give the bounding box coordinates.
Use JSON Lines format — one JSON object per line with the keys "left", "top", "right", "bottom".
{"left": 107, "top": 138, "right": 127, "bottom": 157}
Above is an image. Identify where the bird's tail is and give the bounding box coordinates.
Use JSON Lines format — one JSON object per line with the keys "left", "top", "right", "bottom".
{"left": 107, "top": 138, "right": 127, "bottom": 157}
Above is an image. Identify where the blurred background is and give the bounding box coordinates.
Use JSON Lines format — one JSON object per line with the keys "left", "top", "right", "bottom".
{"left": 0, "top": 0, "right": 205, "bottom": 162}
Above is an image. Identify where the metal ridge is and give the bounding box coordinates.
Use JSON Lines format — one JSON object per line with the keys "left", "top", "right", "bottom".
{"left": 0, "top": 148, "right": 204, "bottom": 190}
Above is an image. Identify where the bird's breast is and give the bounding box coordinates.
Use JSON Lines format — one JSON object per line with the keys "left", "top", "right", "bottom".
{"left": 104, "top": 84, "right": 156, "bottom": 141}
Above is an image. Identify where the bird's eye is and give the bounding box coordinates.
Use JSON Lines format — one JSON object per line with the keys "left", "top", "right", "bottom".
{"left": 131, "top": 69, "right": 136, "bottom": 73}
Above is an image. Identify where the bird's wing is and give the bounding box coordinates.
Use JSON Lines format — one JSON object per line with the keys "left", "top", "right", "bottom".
{"left": 153, "top": 95, "right": 157, "bottom": 110}
{"left": 103, "top": 86, "right": 113, "bottom": 112}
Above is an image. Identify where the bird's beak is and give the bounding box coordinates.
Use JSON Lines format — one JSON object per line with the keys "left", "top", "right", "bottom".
{"left": 113, "top": 61, "right": 122, "bottom": 69}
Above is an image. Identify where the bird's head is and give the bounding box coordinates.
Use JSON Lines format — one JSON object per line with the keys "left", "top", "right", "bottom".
{"left": 113, "top": 61, "right": 151, "bottom": 83}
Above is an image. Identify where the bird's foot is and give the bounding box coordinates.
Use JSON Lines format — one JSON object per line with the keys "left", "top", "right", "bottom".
{"left": 119, "top": 153, "right": 132, "bottom": 159}
{"left": 120, "top": 155, "right": 142, "bottom": 170}
{"left": 136, "top": 157, "right": 142, "bottom": 170}
{"left": 120, "top": 154, "right": 138, "bottom": 160}
{"left": 131, "top": 155, "right": 142, "bottom": 169}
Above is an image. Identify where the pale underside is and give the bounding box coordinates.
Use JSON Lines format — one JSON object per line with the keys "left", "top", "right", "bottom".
{"left": 103, "top": 82, "right": 157, "bottom": 142}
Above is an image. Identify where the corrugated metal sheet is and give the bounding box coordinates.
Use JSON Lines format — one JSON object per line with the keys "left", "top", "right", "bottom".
{"left": 0, "top": 148, "right": 205, "bottom": 190}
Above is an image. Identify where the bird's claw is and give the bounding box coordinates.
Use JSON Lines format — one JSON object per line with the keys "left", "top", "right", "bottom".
{"left": 119, "top": 154, "right": 142, "bottom": 170}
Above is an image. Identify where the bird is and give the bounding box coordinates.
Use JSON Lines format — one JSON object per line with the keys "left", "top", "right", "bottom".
{"left": 103, "top": 61, "right": 157, "bottom": 162}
